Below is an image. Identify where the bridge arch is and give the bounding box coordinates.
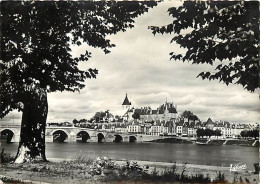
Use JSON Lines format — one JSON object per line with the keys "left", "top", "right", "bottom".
{"left": 0, "top": 129, "right": 14, "bottom": 143}
{"left": 129, "top": 136, "right": 137, "bottom": 143}
{"left": 52, "top": 130, "right": 68, "bottom": 143}
{"left": 77, "top": 131, "right": 90, "bottom": 142}
{"left": 114, "top": 135, "right": 123, "bottom": 143}
{"left": 97, "top": 133, "right": 105, "bottom": 143}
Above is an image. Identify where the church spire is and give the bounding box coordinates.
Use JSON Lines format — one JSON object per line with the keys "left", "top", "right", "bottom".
{"left": 122, "top": 93, "right": 131, "bottom": 106}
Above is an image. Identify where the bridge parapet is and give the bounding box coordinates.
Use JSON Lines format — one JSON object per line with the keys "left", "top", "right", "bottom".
{"left": 0, "top": 125, "right": 21, "bottom": 128}
{"left": 1, "top": 125, "right": 162, "bottom": 143}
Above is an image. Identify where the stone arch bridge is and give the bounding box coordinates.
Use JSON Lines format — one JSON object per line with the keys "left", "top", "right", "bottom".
{"left": 0, "top": 125, "right": 158, "bottom": 143}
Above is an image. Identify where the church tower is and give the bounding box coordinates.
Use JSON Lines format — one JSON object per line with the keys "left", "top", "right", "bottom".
{"left": 122, "top": 93, "right": 131, "bottom": 122}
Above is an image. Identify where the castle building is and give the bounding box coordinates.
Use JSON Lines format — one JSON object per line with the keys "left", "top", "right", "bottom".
{"left": 126, "top": 99, "right": 179, "bottom": 122}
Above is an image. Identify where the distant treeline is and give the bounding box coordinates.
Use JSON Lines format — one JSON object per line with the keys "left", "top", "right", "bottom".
{"left": 196, "top": 128, "right": 222, "bottom": 138}
{"left": 240, "top": 129, "right": 259, "bottom": 139}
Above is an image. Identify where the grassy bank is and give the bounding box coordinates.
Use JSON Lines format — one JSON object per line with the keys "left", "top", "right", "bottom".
{"left": 1, "top": 154, "right": 259, "bottom": 184}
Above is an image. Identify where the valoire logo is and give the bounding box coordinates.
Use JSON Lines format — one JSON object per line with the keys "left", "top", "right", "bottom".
{"left": 230, "top": 163, "right": 247, "bottom": 172}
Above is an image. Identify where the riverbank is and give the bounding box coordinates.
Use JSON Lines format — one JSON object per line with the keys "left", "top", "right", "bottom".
{"left": 1, "top": 157, "right": 259, "bottom": 184}
{"left": 148, "top": 138, "right": 193, "bottom": 144}
{"left": 150, "top": 138, "right": 258, "bottom": 147}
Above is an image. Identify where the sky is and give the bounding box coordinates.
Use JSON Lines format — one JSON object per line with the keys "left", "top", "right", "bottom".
{"left": 1, "top": 1, "right": 260, "bottom": 125}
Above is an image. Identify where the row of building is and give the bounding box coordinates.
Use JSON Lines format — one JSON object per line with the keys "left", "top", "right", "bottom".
{"left": 52, "top": 94, "right": 257, "bottom": 139}
{"left": 119, "top": 94, "right": 258, "bottom": 138}
{"left": 93, "top": 118, "right": 257, "bottom": 138}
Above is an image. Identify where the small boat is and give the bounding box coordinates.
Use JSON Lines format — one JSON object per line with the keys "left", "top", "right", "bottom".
{"left": 195, "top": 141, "right": 208, "bottom": 145}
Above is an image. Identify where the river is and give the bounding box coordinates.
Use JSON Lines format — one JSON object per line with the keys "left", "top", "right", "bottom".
{"left": 1, "top": 142, "right": 258, "bottom": 170}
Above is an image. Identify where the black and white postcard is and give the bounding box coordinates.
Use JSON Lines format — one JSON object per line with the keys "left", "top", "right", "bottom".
{"left": 1, "top": 1, "right": 259, "bottom": 183}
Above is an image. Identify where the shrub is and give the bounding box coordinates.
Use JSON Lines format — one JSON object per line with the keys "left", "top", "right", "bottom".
{"left": 0, "top": 152, "right": 15, "bottom": 164}
{"left": 0, "top": 176, "right": 25, "bottom": 183}
{"left": 73, "top": 154, "right": 93, "bottom": 165}
{"left": 90, "top": 157, "right": 118, "bottom": 175}
{"left": 90, "top": 157, "right": 227, "bottom": 183}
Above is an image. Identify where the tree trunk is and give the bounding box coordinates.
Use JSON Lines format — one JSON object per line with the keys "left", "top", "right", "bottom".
{"left": 14, "top": 91, "right": 48, "bottom": 163}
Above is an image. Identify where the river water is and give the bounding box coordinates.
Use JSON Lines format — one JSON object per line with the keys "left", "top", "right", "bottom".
{"left": 1, "top": 142, "right": 258, "bottom": 170}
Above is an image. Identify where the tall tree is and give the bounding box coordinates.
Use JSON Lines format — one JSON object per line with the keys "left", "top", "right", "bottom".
{"left": 150, "top": 1, "right": 259, "bottom": 92}
{"left": 214, "top": 129, "right": 222, "bottom": 137}
{"left": 0, "top": 1, "right": 156, "bottom": 163}
{"left": 93, "top": 111, "right": 106, "bottom": 123}
{"left": 132, "top": 112, "right": 140, "bottom": 120}
{"left": 72, "top": 119, "right": 79, "bottom": 126}
{"left": 196, "top": 128, "right": 205, "bottom": 138}
{"left": 181, "top": 110, "right": 199, "bottom": 121}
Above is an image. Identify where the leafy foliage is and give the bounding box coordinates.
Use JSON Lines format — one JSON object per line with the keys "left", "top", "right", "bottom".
{"left": 240, "top": 129, "right": 259, "bottom": 139}
{"left": 92, "top": 111, "right": 106, "bottom": 122}
{"left": 0, "top": 1, "right": 157, "bottom": 118}
{"left": 100, "top": 160, "right": 226, "bottom": 183}
{"left": 150, "top": 1, "right": 259, "bottom": 91}
{"left": 0, "top": 151, "right": 15, "bottom": 164}
{"left": 196, "top": 128, "right": 221, "bottom": 138}
{"left": 132, "top": 112, "right": 141, "bottom": 120}
{"left": 72, "top": 118, "right": 87, "bottom": 125}
{"left": 181, "top": 110, "right": 199, "bottom": 121}
{"left": 90, "top": 157, "right": 118, "bottom": 175}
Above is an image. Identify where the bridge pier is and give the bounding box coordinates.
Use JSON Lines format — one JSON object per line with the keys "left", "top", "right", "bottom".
{"left": 68, "top": 133, "right": 76, "bottom": 142}
{"left": 88, "top": 136, "right": 98, "bottom": 142}
{"left": 137, "top": 135, "right": 143, "bottom": 142}
{"left": 11, "top": 134, "right": 20, "bottom": 143}
{"left": 123, "top": 136, "right": 128, "bottom": 143}
{"left": 45, "top": 135, "right": 53, "bottom": 142}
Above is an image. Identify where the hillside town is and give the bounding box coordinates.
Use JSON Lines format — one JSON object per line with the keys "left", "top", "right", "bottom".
{"left": 47, "top": 94, "right": 259, "bottom": 139}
